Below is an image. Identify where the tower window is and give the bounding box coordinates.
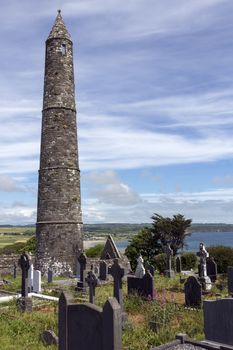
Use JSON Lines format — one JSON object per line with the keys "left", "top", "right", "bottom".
{"left": 61, "top": 44, "right": 66, "bottom": 55}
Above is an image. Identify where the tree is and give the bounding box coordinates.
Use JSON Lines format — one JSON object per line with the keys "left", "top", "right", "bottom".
{"left": 151, "top": 213, "right": 192, "bottom": 254}
{"left": 125, "top": 227, "right": 162, "bottom": 270}
{"left": 125, "top": 213, "right": 192, "bottom": 269}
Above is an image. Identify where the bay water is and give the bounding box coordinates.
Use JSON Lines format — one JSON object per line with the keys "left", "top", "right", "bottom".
{"left": 115, "top": 231, "right": 233, "bottom": 252}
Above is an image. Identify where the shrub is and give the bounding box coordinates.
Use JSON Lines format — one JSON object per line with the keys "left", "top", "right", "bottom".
{"left": 207, "top": 245, "right": 233, "bottom": 273}
{"left": 153, "top": 253, "right": 175, "bottom": 273}
{"left": 181, "top": 252, "right": 197, "bottom": 270}
{"left": 85, "top": 244, "right": 104, "bottom": 258}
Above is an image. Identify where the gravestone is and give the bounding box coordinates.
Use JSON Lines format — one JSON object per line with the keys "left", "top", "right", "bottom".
{"left": 13, "top": 262, "right": 17, "bottom": 279}
{"left": 135, "top": 254, "right": 145, "bottom": 278}
{"left": 33, "top": 270, "right": 42, "bottom": 293}
{"left": 101, "top": 235, "right": 121, "bottom": 260}
{"left": 128, "top": 271, "right": 154, "bottom": 299}
{"left": 18, "top": 253, "right": 30, "bottom": 298}
{"left": 41, "top": 330, "right": 58, "bottom": 346}
{"left": 28, "top": 264, "right": 34, "bottom": 292}
{"left": 164, "top": 243, "right": 175, "bottom": 278}
{"left": 94, "top": 265, "right": 99, "bottom": 276}
{"left": 146, "top": 263, "right": 154, "bottom": 277}
{"left": 76, "top": 260, "right": 80, "bottom": 279}
{"left": 99, "top": 261, "right": 108, "bottom": 281}
{"left": 228, "top": 266, "right": 233, "bottom": 295}
{"left": 204, "top": 298, "right": 233, "bottom": 345}
{"left": 206, "top": 258, "right": 217, "bottom": 282}
{"left": 176, "top": 256, "right": 182, "bottom": 273}
{"left": 184, "top": 276, "right": 202, "bottom": 307}
{"left": 109, "top": 259, "right": 125, "bottom": 309}
{"left": 58, "top": 292, "right": 122, "bottom": 350}
{"left": 48, "top": 269, "right": 53, "bottom": 283}
{"left": 17, "top": 252, "right": 32, "bottom": 312}
{"left": 86, "top": 270, "right": 98, "bottom": 304}
{"left": 77, "top": 252, "right": 87, "bottom": 289}
{"left": 197, "top": 242, "right": 212, "bottom": 291}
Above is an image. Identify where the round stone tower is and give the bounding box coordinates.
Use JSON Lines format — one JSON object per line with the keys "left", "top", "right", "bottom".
{"left": 35, "top": 11, "right": 83, "bottom": 275}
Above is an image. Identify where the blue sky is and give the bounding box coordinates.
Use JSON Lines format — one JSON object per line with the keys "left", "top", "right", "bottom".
{"left": 1, "top": 0, "right": 233, "bottom": 224}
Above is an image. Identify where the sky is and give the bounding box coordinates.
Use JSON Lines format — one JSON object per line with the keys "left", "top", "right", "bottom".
{"left": 1, "top": 0, "right": 233, "bottom": 224}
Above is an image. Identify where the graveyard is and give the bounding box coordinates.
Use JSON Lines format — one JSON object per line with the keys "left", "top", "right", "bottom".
{"left": 0, "top": 241, "right": 232, "bottom": 349}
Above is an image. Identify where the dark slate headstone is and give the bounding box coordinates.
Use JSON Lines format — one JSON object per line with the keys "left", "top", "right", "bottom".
{"left": 176, "top": 256, "right": 182, "bottom": 273}
{"left": 48, "top": 269, "right": 53, "bottom": 283}
{"left": 145, "top": 263, "right": 154, "bottom": 277}
{"left": 41, "top": 330, "right": 58, "bottom": 346}
{"left": 99, "top": 261, "right": 108, "bottom": 281}
{"left": 227, "top": 266, "right": 233, "bottom": 295}
{"left": 207, "top": 258, "right": 217, "bottom": 282}
{"left": 204, "top": 298, "right": 233, "bottom": 346}
{"left": 184, "top": 276, "right": 202, "bottom": 308}
{"left": 13, "top": 262, "right": 17, "bottom": 279}
{"left": 108, "top": 259, "right": 125, "bottom": 309}
{"left": 58, "top": 292, "right": 122, "bottom": 350}
{"left": 101, "top": 235, "right": 121, "bottom": 260}
{"left": 128, "top": 271, "right": 154, "bottom": 299}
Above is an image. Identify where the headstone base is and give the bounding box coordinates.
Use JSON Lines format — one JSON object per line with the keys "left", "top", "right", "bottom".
{"left": 17, "top": 297, "right": 32, "bottom": 312}
{"left": 199, "top": 276, "right": 212, "bottom": 291}
{"left": 164, "top": 270, "right": 175, "bottom": 278}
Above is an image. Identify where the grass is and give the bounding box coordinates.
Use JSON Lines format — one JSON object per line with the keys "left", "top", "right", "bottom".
{"left": 0, "top": 235, "right": 31, "bottom": 248}
{"left": 0, "top": 227, "right": 35, "bottom": 235}
{"left": 0, "top": 273, "right": 227, "bottom": 350}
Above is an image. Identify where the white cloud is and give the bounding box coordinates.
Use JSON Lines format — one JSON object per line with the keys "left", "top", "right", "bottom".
{"left": 0, "top": 175, "right": 26, "bottom": 192}
{"left": 0, "top": 202, "right": 36, "bottom": 225}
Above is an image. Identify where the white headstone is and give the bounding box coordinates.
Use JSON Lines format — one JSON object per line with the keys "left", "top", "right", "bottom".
{"left": 33, "top": 270, "right": 41, "bottom": 293}
{"left": 135, "top": 254, "right": 145, "bottom": 278}
{"left": 28, "top": 264, "right": 34, "bottom": 292}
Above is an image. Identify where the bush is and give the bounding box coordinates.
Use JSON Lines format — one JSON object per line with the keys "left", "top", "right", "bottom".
{"left": 85, "top": 244, "right": 104, "bottom": 258}
{"left": 181, "top": 252, "right": 197, "bottom": 270}
{"left": 153, "top": 253, "right": 175, "bottom": 273}
{"left": 207, "top": 245, "right": 233, "bottom": 273}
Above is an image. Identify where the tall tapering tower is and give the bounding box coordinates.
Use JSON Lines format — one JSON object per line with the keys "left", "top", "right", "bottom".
{"left": 35, "top": 11, "right": 83, "bottom": 275}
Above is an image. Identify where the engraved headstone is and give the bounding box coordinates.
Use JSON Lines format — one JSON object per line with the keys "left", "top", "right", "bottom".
{"left": 206, "top": 257, "right": 217, "bottom": 282}
{"left": 48, "top": 269, "right": 53, "bottom": 284}
{"left": 176, "top": 256, "right": 182, "bottom": 273}
{"left": 33, "top": 270, "right": 42, "bottom": 293}
{"left": 228, "top": 266, "right": 233, "bottom": 295}
{"left": 58, "top": 292, "right": 122, "bottom": 350}
{"left": 128, "top": 271, "right": 154, "bottom": 299}
{"left": 184, "top": 276, "right": 202, "bottom": 307}
{"left": 204, "top": 298, "right": 233, "bottom": 346}
{"left": 109, "top": 259, "right": 125, "bottom": 309}
{"left": 99, "top": 261, "right": 108, "bottom": 281}
{"left": 86, "top": 270, "right": 98, "bottom": 304}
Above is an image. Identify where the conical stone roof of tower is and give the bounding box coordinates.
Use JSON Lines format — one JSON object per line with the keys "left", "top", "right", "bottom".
{"left": 47, "top": 10, "right": 71, "bottom": 41}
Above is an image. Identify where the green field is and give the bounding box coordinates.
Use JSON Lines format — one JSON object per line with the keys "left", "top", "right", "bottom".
{"left": 0, "top": 235, "right": 31, "bottom": 248}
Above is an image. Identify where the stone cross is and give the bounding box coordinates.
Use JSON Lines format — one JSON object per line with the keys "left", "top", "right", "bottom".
{"left": 135, "top": 254, "right": 145, "bottom": 278}
{"left": 109, "top": 259, "right": 125, "bottom": 308}
{"left": 18, "top": 252, "right": 30, "bottom": 297}
{"left": 165, "top": 243, "right": 173, "bottom": 271}
{"left": 197, "top": 242, "right": 209, "bottom": 278}
{"left": 78, "top": 252, "right": 87, "bottom": 283}
{"left": 86, "top": 270, "right": 98, "bottom": 304}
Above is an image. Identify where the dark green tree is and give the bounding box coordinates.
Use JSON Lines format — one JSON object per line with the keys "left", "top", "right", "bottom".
{"left": 125, "top": 213, "right": 192, "bottom": 269}
{"left": 125, "top": 227, "right": 163, "bottom": 270}
{"left": 151, "top": 213, "right": 192, "bottom": 254}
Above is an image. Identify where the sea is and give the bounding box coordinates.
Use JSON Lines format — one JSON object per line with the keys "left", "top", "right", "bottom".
{"left": 115, "top": 231, "right": 233, "bottom": 252}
